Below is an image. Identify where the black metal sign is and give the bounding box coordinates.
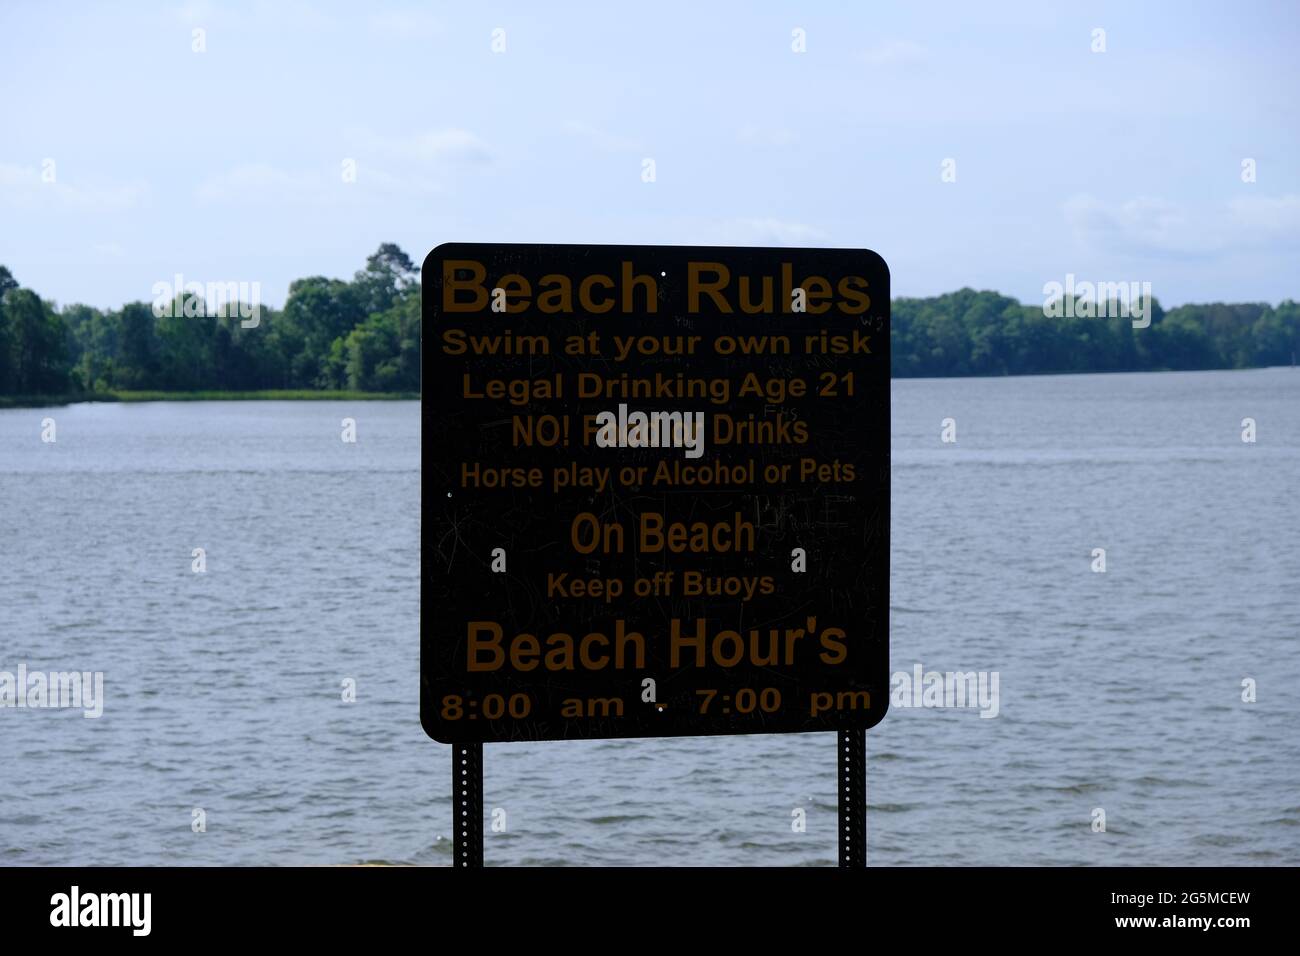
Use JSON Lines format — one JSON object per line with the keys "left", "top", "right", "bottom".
{"left": 422, "top": 243, "right": 889, "bottom": 745}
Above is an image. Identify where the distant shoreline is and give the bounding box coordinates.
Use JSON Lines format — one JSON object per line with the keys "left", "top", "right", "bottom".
{"left": 0, "top": 390, "right": 421, "bottom": 409}
{"left": 4, "top": 365, "right": 1297, "bottom": 410}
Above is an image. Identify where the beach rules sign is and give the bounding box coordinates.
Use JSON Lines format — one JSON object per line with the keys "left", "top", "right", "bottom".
{"left": 422, "top": 243, "right": 890, "bottom": 743}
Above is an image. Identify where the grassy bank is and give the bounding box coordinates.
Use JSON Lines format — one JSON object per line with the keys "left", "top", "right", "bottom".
{"left": 0, "top": 390, "right": 420, "bottom": 408}
{"left": 110, "top": 389, "right": 420, "bottom": 402}
{"left": 0, "top": 393, "right": 116, "bottom": 409}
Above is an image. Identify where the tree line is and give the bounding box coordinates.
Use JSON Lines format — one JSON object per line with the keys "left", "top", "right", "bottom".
{"left": 1, "top": 245, "right": 1297, "bottom": 398}
{"left": 0, "top": 243, "right": 421, "bottom": 397}
{"left": 891, "top": 288, "right": 1299, "bottom": 377}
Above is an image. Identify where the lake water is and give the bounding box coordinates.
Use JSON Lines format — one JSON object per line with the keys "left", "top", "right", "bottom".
{"left": 2, "top": 368, "right": 1298, "bottom": 866}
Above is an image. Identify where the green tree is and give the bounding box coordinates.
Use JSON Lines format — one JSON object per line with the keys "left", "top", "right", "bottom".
{"left": 278, "top": 277, "right": 364, "bottom": 387}
{"left": 5, "top": 289, "right": 70, "bottom": 393}
{"left": 0, "top": 267, "right": 16, "bottom": 393}
{"left": 353, "top": 243, "right": 417, "bottom": 316}
{"left": 116, "top": 302, "right": 159, "bottom": 388}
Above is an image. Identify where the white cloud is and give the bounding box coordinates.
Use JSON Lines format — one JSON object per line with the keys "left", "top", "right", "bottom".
{"left": 0, "top": 163, "right": 147, "bottom": 211}
{"left": 195, "top": 129, "right": 491, "bottom": 203}
{"left": 174, "top": 0, "right": 335, "bottom": 31}
{"left": 561, "top": 121, "right": 643, "bottom": 153}
{"left": 367, "top": 9, "right": 442, "bottom": 37}
{"left": 1227, "top": 194, "right": 1300, "bottom": 238}
{"left": 1065, "top": 193, "right": 1300, "bottom": 257}
{"left": 404, "top": 129, "right": 491, "bottom": 163}
{"left": 1064, "top": 195, "right": 1206, "bottom": 255}
{"left": 860, "top": 39, "right": 927, "bottom": 67}
{"left": 194, "top": 161, "right": 442, "bottom": 203}
{"left": 91, "top": 242, "right": 128, "bottom": 259}
{"left": 195, "top": 163, "right": 329, "bottom": 203}
{"left": 349, "top": 127, "right": 492, "bottom": 165}
{"left": 738, "top": 125, "right": 797, "bottom": 147}
{"left": 724, "top": 218, "right": 828, "bottom": 246}
{"left": 173, "top": 0, "right": 213, "bottom": 22}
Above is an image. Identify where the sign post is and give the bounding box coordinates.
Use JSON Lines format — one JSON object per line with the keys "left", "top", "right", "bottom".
{"left": 452, "top": 743, "right": 482, "bottom": 868}
{"left": 839, "top": 729, "right": 866, "bottom": 867}
{"left": 423, "top": 243, "right": 889, "bottom": 865}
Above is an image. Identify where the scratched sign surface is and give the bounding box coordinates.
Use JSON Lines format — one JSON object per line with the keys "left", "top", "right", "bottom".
{"left": 421, "top": 243, "right": 889, "bottom": 743}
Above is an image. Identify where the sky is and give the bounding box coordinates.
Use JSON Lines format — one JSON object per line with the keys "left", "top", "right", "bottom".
{"left": 1, "top": 0, "right": 1297, "bottom": 311}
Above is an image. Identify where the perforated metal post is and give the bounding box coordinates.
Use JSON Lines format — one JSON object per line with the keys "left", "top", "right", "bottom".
{"left": 454, "top": 743, "right": 483, "bottom": 868}
{"left": 838, "top": 730, "right": 866, "bottom": 867}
